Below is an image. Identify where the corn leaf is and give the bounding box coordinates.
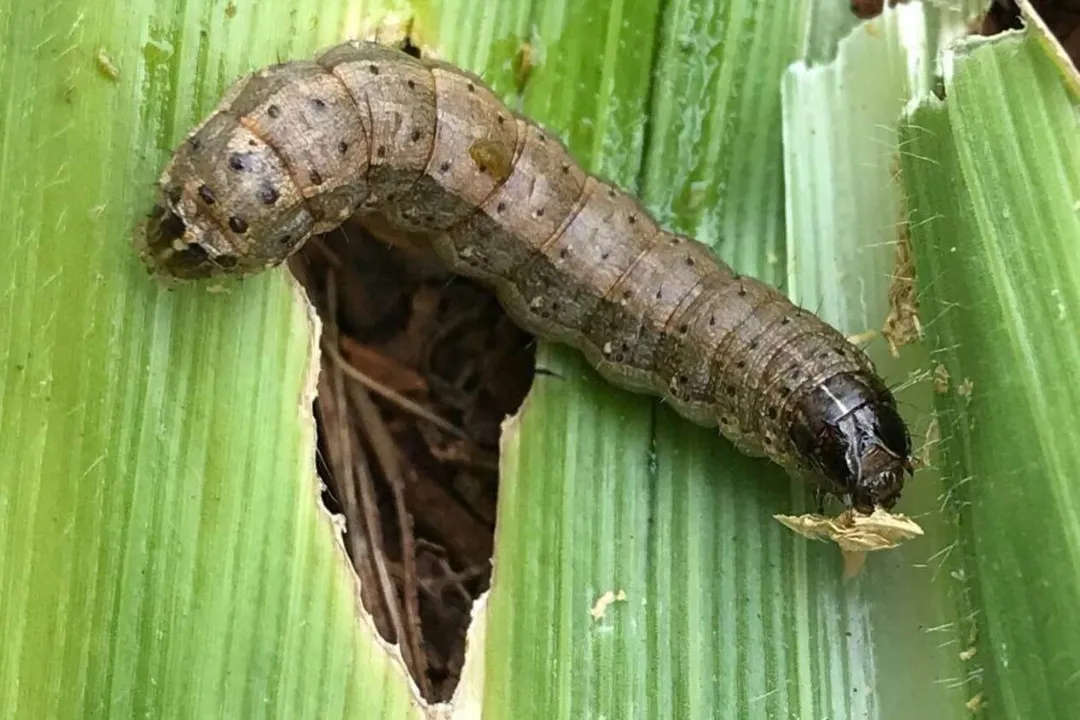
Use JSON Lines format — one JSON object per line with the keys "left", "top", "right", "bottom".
{"left": 899, "top": 25, "right": 1080, "bottom": 717}
{"left": 436, "top": 2, "right": 978, "bottom": 718}
{"left": 0, "top": 0, "right": 427, "bottom": 716}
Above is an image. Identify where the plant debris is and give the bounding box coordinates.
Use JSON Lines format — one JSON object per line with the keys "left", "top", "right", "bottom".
{"left": 774, "top": 506, "right": 925, "bottom": 553}
{"left": 288, "top": 220, "right": 535, "bottom": 702}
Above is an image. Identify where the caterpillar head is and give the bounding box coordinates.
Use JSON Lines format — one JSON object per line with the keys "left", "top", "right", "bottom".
{"left": 137, "top": 112, "right": 315, "bottom": 281}
{"left": 790, "top": 373, "right": 913, "bottom": 514}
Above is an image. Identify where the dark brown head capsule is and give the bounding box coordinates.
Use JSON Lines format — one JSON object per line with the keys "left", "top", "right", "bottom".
{"left": 789, "top": 373, "right": 913, "bottom": 512}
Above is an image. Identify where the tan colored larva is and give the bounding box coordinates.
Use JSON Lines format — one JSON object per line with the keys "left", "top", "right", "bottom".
{"left": 138, "top": 40, "right": 915, "bottom": 526}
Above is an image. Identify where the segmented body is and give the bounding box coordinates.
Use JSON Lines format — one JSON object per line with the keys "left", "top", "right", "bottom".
{"left": 141, "top": 40, "right": 911, "bottom": 509}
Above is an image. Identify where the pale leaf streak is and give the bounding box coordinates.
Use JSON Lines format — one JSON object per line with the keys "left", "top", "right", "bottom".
{"left": 898, "top": 121, "right": 935, "bottom": 140}
{"left": 924, "top": 621, "right": 959, "bottom": 635}
{"left": 32, "top": 32, "right": 59, "bottom": 52}
{"left": 56, "top": 42, "right": 80, "bottom": 61}
{"left": 749, "top": 687, "right": 781, "bottom": 704}
{"left": 80, "top": 453, "right": 107, "bottom": 479}
{"left": 40, "top": 268, "right": 64, "bottom": 291}
{"left": 908, "top": 211, "right": 944, "bottom": 231}
{"left": 39, "top": 165, "right": 72, "bottom": 192}
{"left": 926, "top": 540, "right": 957, "bottom": 581}
{"left": 54, "top": 207, "right": 69, "bottom": 233}
{"left": 929, "top": 341, "right": 963, "bottom": 357}
{"left": 897, "top": 148, "right": 941, "bottom": 167}
{"left": 66, "top": 10, "right": 85, "bottom": 37}
{"left": 933, "top": 635, "right": 962, "bottom": 651}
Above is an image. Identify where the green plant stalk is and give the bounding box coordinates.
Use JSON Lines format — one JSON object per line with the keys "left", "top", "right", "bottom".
{"left": 900, "top": 27, "right": 1080, "bottom": 717}
{"left": 0, "top": 0, "right": 427, "bottom": 716}
{"left": 424, "top": 1, "right": 973, "bottom": 718}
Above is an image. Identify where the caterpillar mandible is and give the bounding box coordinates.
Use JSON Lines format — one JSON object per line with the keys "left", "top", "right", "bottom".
{"left": 138, "top": 39, "right": 914, "bottom": 518}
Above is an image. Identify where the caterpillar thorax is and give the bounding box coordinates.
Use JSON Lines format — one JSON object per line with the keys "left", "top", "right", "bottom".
{"left": 138, "top": 40, "right": 913, "bottom": 514}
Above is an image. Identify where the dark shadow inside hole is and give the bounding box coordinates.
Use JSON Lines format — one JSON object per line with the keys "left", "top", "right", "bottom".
{"left": 286, "top": 216, "right": 535, "bottom": 703}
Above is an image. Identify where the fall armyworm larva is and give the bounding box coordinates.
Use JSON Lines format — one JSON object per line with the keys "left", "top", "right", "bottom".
{"left": 137, "top": 40, "right": 914, "bottom": 520}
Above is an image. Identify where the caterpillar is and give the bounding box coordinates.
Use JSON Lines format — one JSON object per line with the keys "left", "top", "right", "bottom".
{"left": 138, "top": 39, "right": 914, "bottom": 517}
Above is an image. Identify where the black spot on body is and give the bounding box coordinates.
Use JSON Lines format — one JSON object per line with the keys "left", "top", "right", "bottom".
{"left": 558, "top": 248, "right": 568, "bottom": 259}
{"left": 377, "top": 145, "right": 387, "bottom": 158}
{"left": 496, "top": 202, "right": 506, "bottom": 213}
{"left": 259, "top": 184, "right": 279, "bottom": 205}
{"left": 407, "top": 79, "right": 416, "bottom": 89}
{"left": 535, "top": 208, "right": 545, "bottom": 217}
{"left": 228, "top": 216, "right": 249, "bottom": 234}
{"left": 400, "top": 37, "right": 421, "bottom": 58}
{"left": 310, "top": 170, "right": 323, "bottom": 186}
{"left": 410, "top": 130, "right": 421, "bottom": 142}
{"left": 228, "top": 153, "right": 249, "bottom": 171}
{"left": 267, "top": 104, "right": 281, "bottom": 119}
{"left": 338, "top": 141, "right": 349, "bottom": 155}
{"left": 440, "top": 161, "right": 451, "bottom": 172}
{"left": 678, "top": 323, "right": 688, "bottom": 334}
{"left": 368, "top": 64, "right": 379, "bottom": 74}
{"left": 197, "top": 185, "right": 217, "bottom": 205}
{"left": 628, "top": 214, "right": 636, "bottom": 225}
{"left": 312, "top": 98, "right": 326, "bottom": 110}
{"left": 217, "top": 255, "right": 238, "bottom": 268}
{"left": 466, "top": 82, "right": 475, "bottom": 92}
{"left": 187, "top": 138, "right": 202, "bottom": 151}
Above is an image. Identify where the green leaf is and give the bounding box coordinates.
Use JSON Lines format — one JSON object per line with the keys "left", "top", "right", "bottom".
{"left": 432, "top": 2, "right": 974, "bottom": 718}
{"left": 899, "top": 25, "right": 1080, "bottom": 717}
{"left": 0, "top": 0, "right": 427, "bottom": 716}
{"left": 10, "top": 0, "right": 1075, "bottom": 717}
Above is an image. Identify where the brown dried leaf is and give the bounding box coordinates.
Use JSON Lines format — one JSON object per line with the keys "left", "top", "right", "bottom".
{"left": 773, "top": 506, "right": 924, "bottom": 552}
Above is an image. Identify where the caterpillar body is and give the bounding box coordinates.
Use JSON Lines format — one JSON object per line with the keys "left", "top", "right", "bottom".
{"left": 140, "top": 40, "right": 913, "bottom": 513}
